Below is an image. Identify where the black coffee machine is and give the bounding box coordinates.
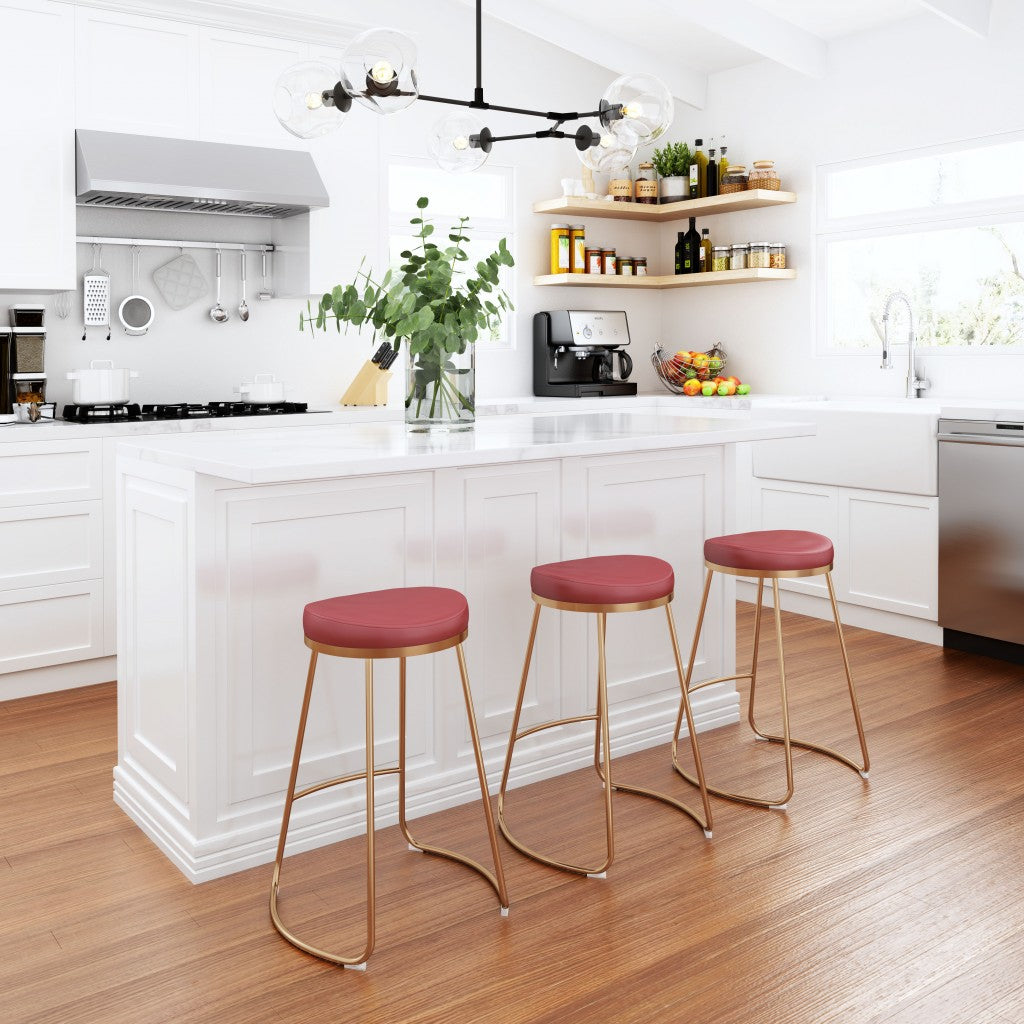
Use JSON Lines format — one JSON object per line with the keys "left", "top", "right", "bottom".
{"left": 533, "top": 310, "right": 637, "bottom": 397}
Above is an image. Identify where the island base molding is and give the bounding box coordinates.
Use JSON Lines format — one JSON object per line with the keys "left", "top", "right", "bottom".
{"left": 113, "top": 686, "right": 740, "bottom": 884}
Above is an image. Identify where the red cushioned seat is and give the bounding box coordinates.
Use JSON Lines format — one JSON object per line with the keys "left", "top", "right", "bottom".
{"left": 704, "top": 530, "right": 834, "bottom": 573}
{"left": 303, "top": 587, "right": 469, "bottom": 650}
{"left": 531, "top": 555, "right": 674, "bottom": 606}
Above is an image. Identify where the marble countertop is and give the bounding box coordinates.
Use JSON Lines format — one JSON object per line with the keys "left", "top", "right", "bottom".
{"left": 116, "top": 407, "right": 815, "bottom": 484}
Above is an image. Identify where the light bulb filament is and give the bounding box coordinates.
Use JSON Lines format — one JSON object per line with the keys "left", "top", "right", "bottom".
{"left": 304, "top": 91, "right": 324, "bottom": 110}
{"left": 370, "top": 59, "right": 395, "bottom": 84}
{"left": 453, "top": 135, "right": 470, "bottom": 151}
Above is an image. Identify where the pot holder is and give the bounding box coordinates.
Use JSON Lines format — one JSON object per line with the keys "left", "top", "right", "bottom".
{"left": 152, "top": 252, "right": 208, "bottom": 311}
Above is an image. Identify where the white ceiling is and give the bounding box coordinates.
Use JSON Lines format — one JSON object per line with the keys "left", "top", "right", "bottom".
{"left": 745, "top": 0, "right": 924, "bottom": 41}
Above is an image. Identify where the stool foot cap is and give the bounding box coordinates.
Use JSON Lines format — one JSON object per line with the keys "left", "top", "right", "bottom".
{"left": 344, "top": 962, "right": 368, "bottom": 972}
{"left": 769, "top": 803, "right": 788, "bottom": 811}
{"left": 753, "top": 734, "right": 770, "bottom": 742}
{"left": 586, "top": 871, "right": 607, "bottom": 879}
{"left": 859, "top": 770, "right": 870, "bottom": 780}
{"left": 500, "top": 906, "right": 510, "bottom": 917}
{"left": 703, "top": 829, "right": 713, "bottom": 839}
{"left": 407, "top": 843, "right": 422, "bottom": 853}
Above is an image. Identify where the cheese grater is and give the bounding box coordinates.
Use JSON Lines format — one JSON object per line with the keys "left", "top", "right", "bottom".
{"left": 82, "top": 244, "right": 111, "bottom": 340}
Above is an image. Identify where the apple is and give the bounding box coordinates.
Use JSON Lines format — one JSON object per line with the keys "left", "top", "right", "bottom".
{"left": 717, "top": 381, "right": 737, "bottom": 396}
{"left": 701, "top": 382, "right": 717, "bottom": 397}
{"left": 725, "top": 376, "right": 741, "bottom": 387}
{"left": 682, "top": 378, "right": 703, "bottom": 396}
{"left": 736, "top": 384, "right": 751, "bottom": 395}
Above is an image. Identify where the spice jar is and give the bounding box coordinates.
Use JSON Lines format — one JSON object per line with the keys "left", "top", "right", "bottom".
{"left": 608, "top": 165, "right": 633, "bottom": 202}
{"left": 549, "top": 224, "right": 570, "bottom": 274}
{"left": 770, "top": 244, "right": 787, "bottom": 269}
{"left": 601, "top": 248, "right": 617, "bottom": 275}
{"left": 618, "top": 257, "right": 635, "bottom": 276}
{"left": 748, "top": 242, "right": 771, "bottom": 269}
{"left": 570, "top": 224, "right": 586, "bottom": 274}
{"left": 634, "top": 257, "right": 648, "bottom": 276}
{"left": 711, "top": 245, "right": 730, "bottom": 272}
{"left": 634, "top": 161, "right": 658, "bottom": 204}
{"left": 729, "top": 243, "right": 749, "bottom": 270}
{"left": 720, "top": 165, "right": 749, "bottom": 194}
{"left": 585, "top": 247, "right": 603, "bottom": 274}
{"left": 749, "top": 160, "right": 781, "bottom": 190}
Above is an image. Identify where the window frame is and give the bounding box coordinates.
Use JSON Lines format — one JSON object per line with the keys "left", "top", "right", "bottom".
{"left": 816, "top": 130, "right": 1024, "bottom": 357}
{"left": 386, "top": 154, "right": 517, "bottom": 350}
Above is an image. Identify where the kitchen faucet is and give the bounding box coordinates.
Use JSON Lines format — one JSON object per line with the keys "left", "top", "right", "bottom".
{"left": 880, "top": 291, "right": 930, "bottom": 398}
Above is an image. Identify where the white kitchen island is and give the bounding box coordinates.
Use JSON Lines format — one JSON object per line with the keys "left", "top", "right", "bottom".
{"left": 114, "top": 407, "right": 811, "bottom": 882}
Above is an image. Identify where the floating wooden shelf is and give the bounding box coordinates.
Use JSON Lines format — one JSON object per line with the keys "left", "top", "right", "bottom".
{"left": 533, "top": 269, "right": 797, "bottom": 289}
{"left": 533, "top": 189, "right": 797, "bottom": 223}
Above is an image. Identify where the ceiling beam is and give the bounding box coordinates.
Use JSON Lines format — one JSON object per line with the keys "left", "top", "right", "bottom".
{"left": 460, "top": 0, "right": 708, "bottom": 109}
{"left": 643, "top": 0, "right": 827, "bottom": 79}
{"left": 917, "top": 0, "right": 992, "bottom": 37}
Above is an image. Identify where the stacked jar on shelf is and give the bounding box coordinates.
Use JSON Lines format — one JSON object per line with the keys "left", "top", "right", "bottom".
{"left": 549, "top": 223, "right": 648, "bottom": 277}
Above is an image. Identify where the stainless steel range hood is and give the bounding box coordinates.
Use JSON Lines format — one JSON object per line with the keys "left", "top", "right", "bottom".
{"left": 75, "top": 130, "right": 329, "bottom": 219}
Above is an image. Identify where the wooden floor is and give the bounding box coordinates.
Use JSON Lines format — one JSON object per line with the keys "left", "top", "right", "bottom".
{"left": 2, "top": 606, "right": 1024, "bottom": 1024}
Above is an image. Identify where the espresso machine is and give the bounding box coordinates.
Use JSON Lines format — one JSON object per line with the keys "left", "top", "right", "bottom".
{"left": 533, "top": 310, "right": 637, "bottom": 397}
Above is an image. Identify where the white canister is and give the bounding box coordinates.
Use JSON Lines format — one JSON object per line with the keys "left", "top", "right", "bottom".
{"left": 66, "top": 359, "right": 140, "bottom": 405}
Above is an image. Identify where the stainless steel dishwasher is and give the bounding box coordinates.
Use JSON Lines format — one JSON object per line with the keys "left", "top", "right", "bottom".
{"left": 938, "top": 417, "right": 1024, "bottom": 663}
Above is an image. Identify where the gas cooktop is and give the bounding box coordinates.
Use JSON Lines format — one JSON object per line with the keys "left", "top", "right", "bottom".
{"left": 62, "top": 401, "right": 322, "bottom": 423}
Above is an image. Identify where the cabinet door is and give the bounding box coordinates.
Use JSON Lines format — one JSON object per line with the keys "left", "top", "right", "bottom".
{"left": 75, "top": 7, "right": 200, "bottom": 138}
{"left": 0, "top": 0, "right": 75, "bottom": 290}
{"left": 435, "top": 461, "right": 562, "bottom": 768}
{"left": 842, "top": 489, "right": 938, "bottom": 619}
{"left": 562, "top": 448, "right": 725, "bottom": 713}
{"left": 0, "top": 501, "right": 103, "bottom": 592}
{"left": 752, "top": 479, "right": 839, "bottom": 598}
{"left": 198, "top": 28, "right": 306, "bottom": 147}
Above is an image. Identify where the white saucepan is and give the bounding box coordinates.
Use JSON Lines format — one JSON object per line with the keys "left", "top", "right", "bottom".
{"left": 66, "top": 359, "right": 140, "bottom": 405}
{"left": 237, "top": 373, "right": 286, "bottom": 403}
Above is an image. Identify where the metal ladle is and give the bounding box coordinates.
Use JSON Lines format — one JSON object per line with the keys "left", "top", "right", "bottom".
{"left": 238, "top": 250, "right": 250, "bottom": 322}
{"left": 209, "top": 249, "right": 229, "bottom": 323}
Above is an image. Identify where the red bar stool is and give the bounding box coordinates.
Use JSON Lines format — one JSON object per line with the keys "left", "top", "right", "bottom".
{"left": 498, "top": 555, "right": 713, "bottom": 878}
{"left": 673, "top": 531, "right": 870, "bottom": 811}
{"left": 270, "top": 586, "right": 509, "bottom": 970}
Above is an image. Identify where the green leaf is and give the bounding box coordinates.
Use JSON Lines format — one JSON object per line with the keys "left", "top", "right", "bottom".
{"left": 421, "top": 224, "right": 435, "bottom": 237}
{"left": 416, "top": 196, "right": 429, "bottom": 209}
{"left": 299, "top": 312, "right": 305, "bottom": 332}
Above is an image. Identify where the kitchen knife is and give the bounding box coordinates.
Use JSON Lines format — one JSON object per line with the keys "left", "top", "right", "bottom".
{"left": 371, "top": 342, "right": 391, "bottom": 365}
{"left": 379, "top": 348, "right": 399, "bottom": 371}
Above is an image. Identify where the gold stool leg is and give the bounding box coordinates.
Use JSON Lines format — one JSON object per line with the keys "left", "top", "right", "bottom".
{"left": 748, "top": 572, "right": 871, "bottom": 779}
{"left": 398, "top": 653, "right": 510, "bottom": 910}
{"left": 747, "top": 577, "right": 767, "bottom": 738}
{"left": 269, "top": 652, "right": 377, "bottom": 969}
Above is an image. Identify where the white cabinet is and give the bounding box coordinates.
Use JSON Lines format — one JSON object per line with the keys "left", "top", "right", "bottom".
{"left": 75, "top": 7, "right": 200, "bottom": 138}
{"left": 0, "top": 0, "right": 75, "bottom": 291}
{"left": 752, "top": 477, "right": 938, "bottom": 620}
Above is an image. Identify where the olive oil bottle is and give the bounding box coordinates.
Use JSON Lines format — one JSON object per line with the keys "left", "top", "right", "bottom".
{"left": 689, "top": 139, "right": 708, "bottom": 199}
{"left": 700, "top": 228, "right": 713, "bottom": 272}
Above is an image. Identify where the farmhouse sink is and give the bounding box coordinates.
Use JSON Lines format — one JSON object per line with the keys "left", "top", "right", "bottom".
{"left": 752, "top": 399, "right": 939, "bottom": 495}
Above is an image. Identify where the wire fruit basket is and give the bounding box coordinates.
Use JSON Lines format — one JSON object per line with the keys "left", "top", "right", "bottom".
{"left": 651, "top": 343, "right": 728, "bottom": 393}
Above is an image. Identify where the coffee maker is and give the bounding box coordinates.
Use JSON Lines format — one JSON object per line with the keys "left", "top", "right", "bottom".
{"left": 533, "top": 310, "right": 637, "bottom": 397}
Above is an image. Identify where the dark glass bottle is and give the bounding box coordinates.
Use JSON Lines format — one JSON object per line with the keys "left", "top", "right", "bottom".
{"left": 681, "top": 217, "right": 701, "bottom": 274}
{"left": 707, "top": 143, "right": 719, "bottom": 197}
{"left": 674, "top": 231, "right": 686, "bottom": 275}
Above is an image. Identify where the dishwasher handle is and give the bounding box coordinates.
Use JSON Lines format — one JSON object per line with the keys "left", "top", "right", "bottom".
{"left": 938, "top": 431, "right": 1024, "bottom": 447}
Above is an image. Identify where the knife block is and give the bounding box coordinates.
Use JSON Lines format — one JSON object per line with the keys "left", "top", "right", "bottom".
{"left": 340, "top": 360, "right": 392, "bottom": 406}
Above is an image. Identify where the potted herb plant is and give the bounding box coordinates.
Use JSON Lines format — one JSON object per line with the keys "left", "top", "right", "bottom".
{"left": 301, "top": 197, "right": 514, "bottom": 432}
{"left": 651, "top": 141, "right": 692, "bottom": 204}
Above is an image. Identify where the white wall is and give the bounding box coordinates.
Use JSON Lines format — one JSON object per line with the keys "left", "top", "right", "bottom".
{"left": 664, "top": 1, "right": 1024, "bottom": 399}
{"left": 3, "top": 0, "right": 663, "bottom": 409}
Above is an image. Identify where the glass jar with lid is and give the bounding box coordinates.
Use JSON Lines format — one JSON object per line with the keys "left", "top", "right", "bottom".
{"left": 711, "top": 246, "right": 730, "bottom": 272}
{"left": 749, "top": 160, "right": 781, "bottom": 190}
{"left": 748, "top": 242, "right": 771, "bottom": 269}
{"left": 720, "top": 165, "right": 748, "bottom": 194}
{"left": 769, "top": 243, "right": 787, "bottom": 269}
{"left": 729, "top": 243, "right": 749, "bottom": 270}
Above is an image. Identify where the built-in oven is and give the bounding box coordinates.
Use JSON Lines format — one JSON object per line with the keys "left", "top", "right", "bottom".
{"left": 938, "top": 417, "right": 1024, "bottom": 663}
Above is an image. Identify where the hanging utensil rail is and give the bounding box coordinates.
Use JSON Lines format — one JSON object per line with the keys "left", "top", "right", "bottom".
{"left": 76, "top": 236, "right": 275, "bottom": 253}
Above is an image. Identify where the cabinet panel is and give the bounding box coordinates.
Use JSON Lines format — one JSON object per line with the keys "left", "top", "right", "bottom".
{"left": 563, "top": 448, "right": 725, "bottom": 711}
{"left": 198, "top": 29, "right": 306, "bottom": 147}
{"left": 0, "top": 0, "right": 75, "bottom": 290}
{"left": 0, "top": 501, "right": 103, "bottom": 591}
{"left": 435, "top": 461, "right": 562, "bottom": 760}
{"left": 219, "top": 475, "right": 435, "bottom": 813}
{"left": 0, "top": 581, "right": 104, "bottom": 674}
{"left": 753, "top": 480, "right": 838, "bottom": 598}
{"left": 844, "top": 490, "right": 937, "bottom": 618}
{"left": 0, "top": 439, "right": 103, "bottom": 507}
{"left": 75, "top": 8, "right": 200, "bottom": 138}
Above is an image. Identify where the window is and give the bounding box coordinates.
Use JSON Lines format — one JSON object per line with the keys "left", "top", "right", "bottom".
{"left": 818, "top": 134, "right": 1024, "bottom": 352}
{"left": 387, "top": 158, "right": 516, "bottom": 347}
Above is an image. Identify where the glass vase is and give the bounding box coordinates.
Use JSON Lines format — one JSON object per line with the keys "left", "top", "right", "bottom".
{"left": 404, "top": 341, "right": 475, "bottom": 432}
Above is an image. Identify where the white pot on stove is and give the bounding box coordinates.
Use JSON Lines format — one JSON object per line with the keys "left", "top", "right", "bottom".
{"left": 236, "top": 373, "right": 286, "bottom": 403}
{"left": 66, "top": 359, "right": 140, "bottom": 405}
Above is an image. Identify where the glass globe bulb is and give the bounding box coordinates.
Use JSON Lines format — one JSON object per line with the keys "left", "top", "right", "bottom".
{"left": 429, "top": 113, "right": 490, "bottom": 174}
{"left": 578, "top": 129, "right": 637, "bottom": 174}
{"left": 340, "top": 28, "right": 419, "bottom": 114}
{"left": 274, "top": 60, "right": 344, "bottom": 139}
{"left": 602, "top": 73, "right": 674, "bottom": 146}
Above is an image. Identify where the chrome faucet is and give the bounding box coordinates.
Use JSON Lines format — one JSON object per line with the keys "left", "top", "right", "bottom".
{"left": 881, "top": 291, "right": 930, "bottom": 398}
